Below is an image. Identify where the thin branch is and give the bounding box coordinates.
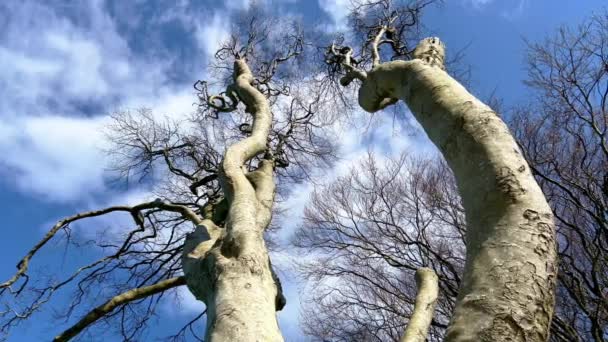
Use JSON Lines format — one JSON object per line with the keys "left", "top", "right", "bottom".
{"left": 189, "top": 174, "right": 218, "bottom": 195}
{"left": 166, "top": 309, "right": 207, "bottom": 341}
{"left": 53, "top": 276, "right": 187, "bottom": 342}
{"left": 1, "top": 201, "right": 202, "bottom": 293}
{"left": 371, "top": 26, "right": 388, "bottom": 67}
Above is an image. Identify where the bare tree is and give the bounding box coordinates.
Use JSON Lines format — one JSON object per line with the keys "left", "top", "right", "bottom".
{"left": 293, "top": 152, "right": 465, "bottom": 341}
{"left": 323, "top": 0, "right": 556, "bottom": 340}
{"left": 0, "top": 12, "right": 335, "bottom": 342}
{"left": 511, "top": 11, "right": 608, "bottom": 342}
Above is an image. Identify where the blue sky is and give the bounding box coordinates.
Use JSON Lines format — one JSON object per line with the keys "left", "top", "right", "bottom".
{"left": 0, "top": 0, "right": 605, "bottom": 341}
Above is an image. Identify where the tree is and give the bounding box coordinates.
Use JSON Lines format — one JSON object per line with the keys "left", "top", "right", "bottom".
{"left": 512, "top": 11, "right": 608, "bottom": 341}
{"left": 323, "top": 0, "right": 557, "bottom": 340}
{"left": 296, "top": 4, "right": 608, "bottom": 342}
{"left": 293, "top": 152, "right": 465, "bottom": 341}
{"left": 6, "top": 1, "right": 594, "bottom": 341}
{"left": 0, "top": 12, "right": 335, "bottom": 341}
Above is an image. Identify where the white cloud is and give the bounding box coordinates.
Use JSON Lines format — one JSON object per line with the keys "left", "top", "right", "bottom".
{"left": 122, "top": 88, "right": 198, "bottom": 123}
{"left": 500, "top": 0, "right": 528, "bottom": 20}
{"left": 224, "top": 0, "right": 256, "bottom": 11}
{"left": 0, "top": 1, "right": 202, "bottom": 203}
{"left": 195, "top": 13, "right": 231, "bottom": 59}
{"left": 0, "top": 2, "right": 148, "bottom": 116}
{"left": 463, "top": 0, "right": 528, "bottom": 18}
{"left": 0, "top": 115, "right": 110, "bottom": 202}
{"left": 318, "top": 0, "right": 351, "bottom": 30}
{"left": 154, "top": 2, "right": 232, "bottom": 59}
{"left": 467, "top": 0, "right": 494, "bottom": 7}
{"left": 0, "top": 2, "right": 432, "bottom": 339}
{"left": 276, "top": 109, "right": 425, "bottom": 244}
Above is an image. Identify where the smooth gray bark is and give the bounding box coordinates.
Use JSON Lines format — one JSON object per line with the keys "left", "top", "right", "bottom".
{"left": 400, "top": 268, "right": 439, "bottom": 342}
{"left": 357, "top": 38, "right": 557, "bottom": 341}
{"left": 182, "top": 59, "right": 283, "bottom": 342}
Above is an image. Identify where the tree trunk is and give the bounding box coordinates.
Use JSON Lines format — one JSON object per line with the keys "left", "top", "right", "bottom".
{"left": 182, "top": 59, "right": 284, "bottom": 341}
{"left": 358, "top": 38, "right": 557, "bottom": 341}
{"left": 184, "top": 229, "right": 282, "bottom": 342}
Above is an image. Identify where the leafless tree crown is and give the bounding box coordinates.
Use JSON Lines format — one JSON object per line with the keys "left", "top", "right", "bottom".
{"left": 0, "top": 10, "right": 337, "bottom": 342}
{"left": 512, "top": 11, "right": 608, "bottom": 342}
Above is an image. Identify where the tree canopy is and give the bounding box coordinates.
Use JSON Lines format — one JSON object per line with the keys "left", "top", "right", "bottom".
{"left": 0, "top": 1, "right": 606, "bottom": 341}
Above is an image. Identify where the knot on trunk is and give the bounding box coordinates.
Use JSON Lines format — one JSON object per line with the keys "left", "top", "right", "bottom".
{"left": 357, "top": 67, "right": 399, "bottom": 113}
{"left": 182, "top": 226, "right": 216, "bottom": 301}
{"left": 413, "top": 37, "right": 445, "bottom": 70}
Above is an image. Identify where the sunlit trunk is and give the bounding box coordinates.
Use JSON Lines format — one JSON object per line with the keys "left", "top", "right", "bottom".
{"left": 182, "top": 59, "right": 284, "bottom": 341}
{"left": 358, "top": 38, "right": 557, "bottom": 341}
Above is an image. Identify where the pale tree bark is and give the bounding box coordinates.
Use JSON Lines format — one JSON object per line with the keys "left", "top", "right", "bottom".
{"left": 334, "top": 34, "right": 557, "bottom": 340}
{"left": 401, "top": 268, "right": 439, "bottom": 342}
{"left": 182, "top": 58, "right": 283, "bottom": 342}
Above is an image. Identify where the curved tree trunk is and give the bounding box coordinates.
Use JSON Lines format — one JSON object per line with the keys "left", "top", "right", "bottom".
{"left": 182, "top": 59, "right": 284, "bottom": 342}
{"left": 357, "top": 38, "right": 557, "bottom": 341}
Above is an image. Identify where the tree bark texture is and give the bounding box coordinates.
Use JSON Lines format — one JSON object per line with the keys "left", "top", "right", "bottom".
{"left": 400, "top": 268, "right": 439, "bottom": 342}
{"left": 358, "top": 38, "right": 557, "bottom": 341}
{"left": 182, "top": 59, "right": 283, "bottom": 342}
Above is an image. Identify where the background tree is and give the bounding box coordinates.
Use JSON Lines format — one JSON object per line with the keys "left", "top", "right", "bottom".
{"left": 293, "top": 152, "right": 464, "bottom": 341}
{"left": 0, "top": 11, "right": 335, "bottom": 342}
{"left": 512, "top": 11, "right": 608, "bottom": 342}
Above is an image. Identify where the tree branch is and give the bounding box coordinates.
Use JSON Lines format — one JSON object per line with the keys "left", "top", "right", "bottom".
{"left": 371, "top": 26, "right": 388, "bottom": 67}
{"left": 328, "top": 44, "right": 368, "bottom": 87}
{"left": 246, "top": 159, "right": 276, "bottom": 229}
{"left": 400, "top": 268, "right": 438, "bottom": 342}
{"left": 220, "top": 58, "right": 273, "bottom": 202}
{"left": 1, "top": 201, "right": 203, "bottom": 293}
{"left": 53, "top": 276, "right": 187, "bottom": 342}
{"left": 189, "top": 174, "right": 218, "bottom": 195}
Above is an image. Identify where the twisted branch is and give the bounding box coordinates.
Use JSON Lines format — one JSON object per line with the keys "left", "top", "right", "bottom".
{"left": 327, "top": 43, "right": 368, "bottom": 86}
{"left": 220, "top": 58, "right": 274, "bottom": 202}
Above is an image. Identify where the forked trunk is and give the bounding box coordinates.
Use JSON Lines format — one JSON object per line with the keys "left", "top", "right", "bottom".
{"left": 182, "top": 58, "right": 284, "bottom": 341}
{"left": 184, "top": 225, "right": 283, "bottom": 341}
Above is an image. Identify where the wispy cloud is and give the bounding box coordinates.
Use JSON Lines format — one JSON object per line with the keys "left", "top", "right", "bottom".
{"left": 500, "top": 0, "right": 528, "bottom": 20}
{"left": 465, "top": 0, "right": 495, "bottom": 8}
{"left": 318, "top": 0, "right": 351, "bottom": 30}
{"left": 0, "top": 1, "right": 213, "bottom": 203}
{"left": 194, "top": 13, "right": 232, "bottom": 59}
{"left": 0, "top": 115, "right": 110, "bottom": 201}
{"left": 0, "top": 1, "right": 432, "bottom": 339}
{"left": 275, "top": 108, "right": 424, "bottom": 244}
{"left": 462, "top": 0, "right": 529, "bottom": 19}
